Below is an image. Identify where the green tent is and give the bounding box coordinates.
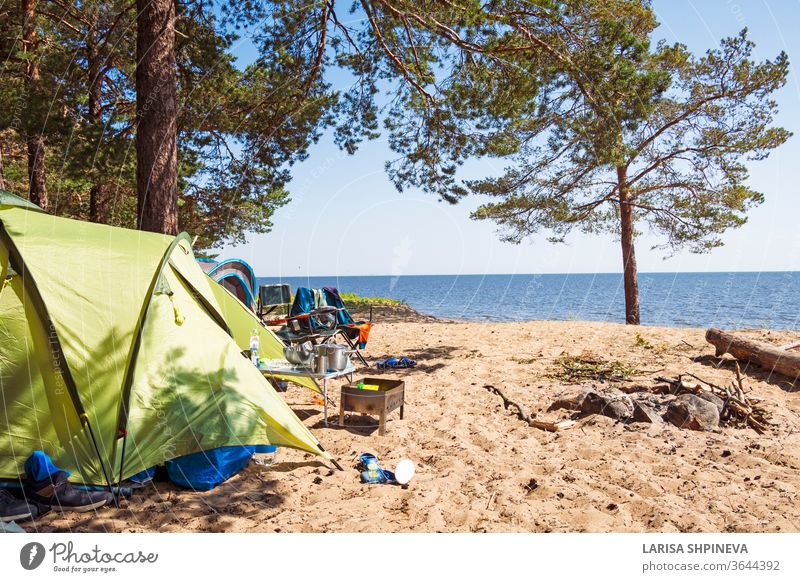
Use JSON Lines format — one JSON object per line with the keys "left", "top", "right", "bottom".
{"left": 0, "top": 191, "right": 333, "bottom": 486}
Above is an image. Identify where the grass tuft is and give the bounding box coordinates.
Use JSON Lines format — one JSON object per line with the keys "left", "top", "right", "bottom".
{"left": 339, "top": 292, "right": 405, "bottom": 310}
{"left": 550, "top": 353, "right": 639, "bottom": 382}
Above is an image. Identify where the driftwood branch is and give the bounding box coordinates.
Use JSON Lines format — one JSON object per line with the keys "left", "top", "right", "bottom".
{"left": 484, "top": 385, "right": 575, "bottom": 432}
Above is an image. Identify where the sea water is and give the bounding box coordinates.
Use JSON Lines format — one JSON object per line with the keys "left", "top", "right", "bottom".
{"left": 257, "top": 272, "right": 800, "bottom": 330}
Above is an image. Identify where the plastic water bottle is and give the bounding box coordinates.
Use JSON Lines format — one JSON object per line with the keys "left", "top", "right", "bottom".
{"left": 249, "top": 329, "right": 260, "bottom": 367}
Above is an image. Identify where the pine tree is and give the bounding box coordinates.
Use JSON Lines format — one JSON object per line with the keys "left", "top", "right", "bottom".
{"left": 469, "top": 28, "right": 790, "bottom": 324}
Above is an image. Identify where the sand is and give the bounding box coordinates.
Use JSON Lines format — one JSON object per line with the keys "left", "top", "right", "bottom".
{"left": 31, "top": 319, "right": 800, "bottom": 533}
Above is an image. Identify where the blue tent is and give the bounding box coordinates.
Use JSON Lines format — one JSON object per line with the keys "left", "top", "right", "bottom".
{"left": 198, "top": 258, "right": 257, "bottom": 311}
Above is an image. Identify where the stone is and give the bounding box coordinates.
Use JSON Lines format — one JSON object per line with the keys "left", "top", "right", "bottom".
{"left": 580, "top": 388, "right": 634, "bottom": 420}
{"left": 663, "top": 394, "right": 720, "bottom": 431}
{"left": 632, "top": 400, "right": 664, "bottom": 424}
{"left": 548, "top": 386, "right": 593, "bottom": 412}
{"left": 697, "top": 391, "right": 725, "bottom": 414}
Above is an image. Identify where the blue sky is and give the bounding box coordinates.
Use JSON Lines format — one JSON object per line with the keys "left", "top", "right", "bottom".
{"left": 219, "top": 0, "right": 800, "bottom": 277}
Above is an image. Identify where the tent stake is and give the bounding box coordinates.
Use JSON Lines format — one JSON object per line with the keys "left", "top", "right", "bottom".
{"left": 317, "top": 444, "right": 343, "bottom": 471}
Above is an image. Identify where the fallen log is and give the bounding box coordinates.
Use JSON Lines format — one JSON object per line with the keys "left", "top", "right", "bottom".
{"left": 705, "top": 328, "right": 800, "bottom": 383}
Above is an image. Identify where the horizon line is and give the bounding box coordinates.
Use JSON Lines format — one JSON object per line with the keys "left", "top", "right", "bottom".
{"left": 254, "top": 269, "right": 800, "bottom": 278}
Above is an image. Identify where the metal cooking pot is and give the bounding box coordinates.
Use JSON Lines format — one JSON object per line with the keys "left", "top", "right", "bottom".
{"left": 314, "top": 343, "right": 351, "bottom": 372}
{"left": 284, "top": 342, "right": 314, "bottom": 367}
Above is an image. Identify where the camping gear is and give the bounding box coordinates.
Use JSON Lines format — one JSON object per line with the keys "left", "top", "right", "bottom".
{"left": 356, "top": 453, "right": 395, "bottom": 484}
{"left": 357, "top": 383, "right": 380, "bottom": 391}
{"left": 24, "top": 450, "right": 69, "bottom": 481}
{"left": 166, "top": 446, "right": 256, "bottom": 491}
{"left": 394, "top": 459, "right": 415, "bottom": 485}
{"left": 320, "top": 287, "right": 373, "bottom": 358}
{"left": 249, "top": 329, "right": 260, "bottom": 365}
{"left": 128, "top": 468, "right": 156, "bottom": 487}
{"left": 0, "top": 190, "right": 336, "bottom": 486}
{"left": 314, "top": 343, "right": 351, "bottom": 372}
{"left": 258, "top": 362, "right": 355, "bottom": 426}
{"left": 284, "top": 343, "right": 313, "bottom": 367}
{"left": 258, "top": 284, "right": 291, "bottom": 319}
{"left": 340, "top": 378, "right": 406, "bottom": 436}
{"left": 199, "top": 258, "right": 257, "bottom": 312}
{"left": 279, "top": 303, "right": 340, "bottom": 343}
{"left": 314, "top": 353, "right": 328, "bottom": 374}
{"left": 376, "top": 357, "right": 417, "bottom": 369}
{"left": 277, "top": 287, "right": 372, "bottom": 366}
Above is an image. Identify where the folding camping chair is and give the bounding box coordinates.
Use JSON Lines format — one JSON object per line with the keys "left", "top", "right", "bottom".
{"left": 319, "top": 287, "right": 373, "bottom": 366}
{"left": 260, "top": 286, "right": 338, "bottom": 345}
{"left": 258, "top": 283, "right": 292, "bottom": 320}
{"left": 274, "top": 287, "right": 372, "bottom": 365}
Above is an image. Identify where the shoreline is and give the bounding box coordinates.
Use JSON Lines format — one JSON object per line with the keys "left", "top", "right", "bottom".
{"left": 352, "top": 304, "right": 800, "bottom": 332}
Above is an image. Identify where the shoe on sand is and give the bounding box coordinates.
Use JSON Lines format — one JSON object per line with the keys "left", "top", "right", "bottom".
{"left": 356, "top": 453, "right": 396, "bottom": 484}
{"left": 26, "top": 471, "right": 113, "bottom": 512}
{"left": 0, "top": 489, "right": 38, "bottom": 522}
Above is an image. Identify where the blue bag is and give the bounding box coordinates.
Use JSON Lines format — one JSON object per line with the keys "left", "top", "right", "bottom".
{"left": 24, "top": 450, "right": 69, "bottom": 481}
{"left": 166, "top": 446, "right": 256, "bottom": 491}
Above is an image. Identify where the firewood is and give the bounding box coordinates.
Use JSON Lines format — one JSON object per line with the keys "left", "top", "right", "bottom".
{"left": 530, "top": 419, "right": 577, "bottom": 432}
{"left": 658, "top": 369, "right": 773, "bottom": 434}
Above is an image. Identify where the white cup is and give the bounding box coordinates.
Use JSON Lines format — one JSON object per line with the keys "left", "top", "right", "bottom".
{"left": 394, "top": 459, "right": 415, "bottom": 485}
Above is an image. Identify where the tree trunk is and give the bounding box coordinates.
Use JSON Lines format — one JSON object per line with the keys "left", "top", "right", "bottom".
{"left": 0, "top": 146, "right": 6, "bottom": 191}
{"left": 21, "top": 0, "right": 48, "bottom": 211}
{"left": 617, "top": 165, "right": 640, "bottom": 325}
{"left": 89, "top": 184, "right": 110, "bottom": 223}
{"left": 87, "top": 36, "right": 108, "bottom": 224}
{"left": 26, "top": 136, "right": 47, "bottom": 209}
{"left": 135, "top": 0, "right": 178, "bottom": 234}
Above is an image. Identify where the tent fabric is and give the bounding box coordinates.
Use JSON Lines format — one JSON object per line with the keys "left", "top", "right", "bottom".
{"left": 197, "top": 258, "right": 217, "bottom": 274}
{"left": 201, "top": 259, "right": 257, "bottom": 312}
{"left": 0, "top": 191, "right": 331, "bottom": 485}
{"left": 207, "top": 281, "right": 320, "bottom": 395}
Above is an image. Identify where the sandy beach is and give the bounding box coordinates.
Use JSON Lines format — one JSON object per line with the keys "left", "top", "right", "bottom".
{"left": 32, "top": 317, "right": 800, "bottom": 533}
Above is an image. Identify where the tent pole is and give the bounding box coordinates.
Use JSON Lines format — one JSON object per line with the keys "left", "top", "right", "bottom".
{"left": 116, "top": 431, "right": 128, "bottom": 504}
{"left": 83, "top": 418, "right": 116, "bottom": 497}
